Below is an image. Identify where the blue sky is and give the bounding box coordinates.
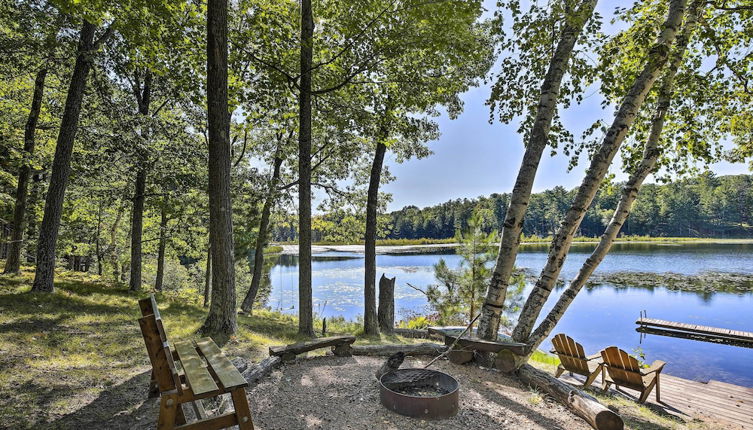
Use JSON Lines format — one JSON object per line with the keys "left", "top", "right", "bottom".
{"left": 381, "top": 1, "right": 751, "bottom": 211}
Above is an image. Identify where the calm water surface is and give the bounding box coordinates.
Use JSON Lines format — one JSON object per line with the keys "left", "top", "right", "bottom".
{"left": 262, "top": 243, "right": 753, "bottom": 387}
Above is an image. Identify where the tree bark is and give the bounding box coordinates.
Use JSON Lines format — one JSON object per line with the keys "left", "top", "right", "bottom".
{"left": 109, "top": 204, "right": 124, "bottom": 282}
{"left": 129, "top": 72, "right": 151, "bottom": 292}
{"left": 477, "top": 0, "right": 598, "bottom": 340}
{"left": 512, "top": 0, "right": 687, "bottom": 343}
{"left": 364, "top": 135, "right": 389, "bottom": 335}
{"left": 154, "top": 201, "right": 168, "bottom": 291}
{"left": 297, "top": 0, "right": 315, "bottom": 337}
{"left": 32, "top": 21, "right": 99, "bottom": 293}
{"left": 129, "top": 168, "right": 146, "bottom": 291}
{"left": 4, "top": 67, "right": 47, "bottom": 275}
{"left": 200, "top": 0, "right": 237, "bottom": 344}
{"left": 240, "top": 149, "right": 283, "bottom": 313}
{"left": 526, "top": 0, "right": 702, "bottom": 351}
{"left": 518, "top": 364, "right": 624, "bottom": 430}
{"left": 377, "top": 274, "right": 396, "bottom": 334}
{"left": 204, "top": 243, "right": 211, "bottom": 307}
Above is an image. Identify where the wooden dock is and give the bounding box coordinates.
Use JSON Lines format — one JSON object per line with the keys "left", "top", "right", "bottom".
{"left": 636, "top": 317, "right": 753, "bottom": 348}
{"left": 561, "top": 372, "right": 753, "bottom": 429}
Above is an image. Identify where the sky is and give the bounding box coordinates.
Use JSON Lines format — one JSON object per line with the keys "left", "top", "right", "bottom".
{"left": 380, "top": 1, "right": 751, "bottom": 212}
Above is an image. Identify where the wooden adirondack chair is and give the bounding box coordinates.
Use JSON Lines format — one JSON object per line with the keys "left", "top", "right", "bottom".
{"left": 600, "top": 346, "right": 666, "bottom": 404}
{"left": 550, "top": 333, "right": 604, "bottom": 388}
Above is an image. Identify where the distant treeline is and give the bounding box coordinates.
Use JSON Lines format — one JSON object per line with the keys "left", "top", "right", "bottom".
{"left": 273, "top": 173, "right": 753, "bottom": 242}
{"left": 386, "top": 173, "right": 753, "bottom": 240}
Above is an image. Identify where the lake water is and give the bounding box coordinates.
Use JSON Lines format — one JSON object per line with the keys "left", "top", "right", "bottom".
{"left": 260, "top": 242, "right": 753, "bottom": 387}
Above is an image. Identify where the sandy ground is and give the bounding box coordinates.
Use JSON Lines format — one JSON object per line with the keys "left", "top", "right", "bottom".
{"left": 247, "top": 355, "right": 591, "bottom": 430}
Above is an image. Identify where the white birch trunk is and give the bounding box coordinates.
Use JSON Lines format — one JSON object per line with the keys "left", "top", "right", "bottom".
{"left": 511, "top": 0, "right": 688, "bottom": 343}
{"left": 477, "top": 0, "right": 599, "bottom": 340}
{"left": 526, "top": 0, "right": 702, "bottom": 351}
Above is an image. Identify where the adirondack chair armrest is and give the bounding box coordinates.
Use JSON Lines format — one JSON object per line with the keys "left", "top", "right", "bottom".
{"left": 586, "top": 353, "right": 602, "bottom": 361}
{"left": 640, "top": 360, "right": 666, "bottom": 375}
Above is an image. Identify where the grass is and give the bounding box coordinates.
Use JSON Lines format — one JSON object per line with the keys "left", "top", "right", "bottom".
{"left": 0, "top": 266, "right": 419, "bottom": 428}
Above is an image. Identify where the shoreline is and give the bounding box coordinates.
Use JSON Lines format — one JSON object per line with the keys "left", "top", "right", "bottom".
{"left": 277, "top": 238, "right": 753, "bottom": 255}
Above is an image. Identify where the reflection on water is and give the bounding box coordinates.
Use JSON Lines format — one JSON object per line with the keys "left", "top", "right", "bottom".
{"left": 250, "top": 243, "right": 753, "bottom": 387}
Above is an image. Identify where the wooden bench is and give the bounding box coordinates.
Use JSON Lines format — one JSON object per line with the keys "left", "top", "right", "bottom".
{"left": 428, "top": 326, "right": 529, "bottom": 369}
{"left": 269, "top": 335, "right": 356, "bottom": 362}
{"left": 138, "top": 295, "right": 254, "bottom": 430}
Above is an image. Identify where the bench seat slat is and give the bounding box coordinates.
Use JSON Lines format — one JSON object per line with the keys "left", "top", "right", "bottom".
{"left": 196, "top": 337, "right": 248, "bottom": 389}
{"left": 174, "top": 340, "right": 219, "bottom": 395}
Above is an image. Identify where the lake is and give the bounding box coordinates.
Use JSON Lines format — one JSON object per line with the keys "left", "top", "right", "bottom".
{"left": 259, "top": 242, "right": 753, "bottom": 387}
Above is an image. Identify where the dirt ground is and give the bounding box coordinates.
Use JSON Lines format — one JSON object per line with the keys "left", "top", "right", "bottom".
{"left": 247, "top": 355, "right": 591, "bottom": 430}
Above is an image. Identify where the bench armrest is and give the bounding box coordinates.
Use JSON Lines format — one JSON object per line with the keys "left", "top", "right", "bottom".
{"left": 640, "top": 360, "right": 666, "bottom": 375}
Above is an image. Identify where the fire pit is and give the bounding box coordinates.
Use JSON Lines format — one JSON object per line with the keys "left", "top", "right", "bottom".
{"left": 379, "top": 368, "right": 459, "bottom": 419}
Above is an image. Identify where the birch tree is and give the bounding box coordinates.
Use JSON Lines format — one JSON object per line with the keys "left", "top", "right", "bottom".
{"left": 477, "top": 0, "right": 601, "bottom": 338}
{"left": 510, "top": 0, "right": 688, "bottom": 346}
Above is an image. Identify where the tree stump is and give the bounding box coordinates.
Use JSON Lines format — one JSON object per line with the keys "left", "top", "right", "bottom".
{"left": 377, "top": 274, "right": 396, "bottom": 333}
{"left": 332, "top": 344, "right": 353, "bottom": 357}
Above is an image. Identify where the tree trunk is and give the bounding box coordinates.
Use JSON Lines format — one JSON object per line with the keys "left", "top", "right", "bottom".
{"left": 109, "top": 204, "right": 124, "bottom": 282}
{"left": 32, "top": 21, "right": 99, "bottom": 293}
{"left": 518, "top": 364, "right": 624, "bottom": 430}
{"left": 297, "top": 0, "right": 315, "bottom": 337}
{"left": 512, "top": 0, "right": 687, "bottom": 343}
{"left": 95, "top": 200, "right": 103, "bottom": 276}
{"left": 526, "top": 0, "right": 701, "bottom": 351}
{"left": 129, "top": 169, "right": 146, "bottom": 291}
{"left": 240, "top": 150, "right": 283, "bottom": 313}
{"left": 4, "top": 68, "right": 47, "bottom": 275}
{"left": 364, "top": 137, "right": 389, "bottom": 335}
{"left": 377, "top": 274, "right": 395, "bottom": 334}
{"left": 477, "top": 0, "right": 598, "bottom": 340}
{"left": 204, "top": 243, "right": 211, "bottom": 307}
{"left": 155, "top": 201, "right": 168, "bottom": 291}
{"left": 200, "top": 0, "right": 237, "bottom": 344}
{"left": 129, "top": 72, "right": 151, "bottom": 292}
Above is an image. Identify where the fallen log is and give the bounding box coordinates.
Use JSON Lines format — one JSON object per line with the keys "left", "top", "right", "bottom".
{"left": 351, "top": 342, "right": 446, "bottom": 357}
{"left": 518, "top": 364, "right": 623, "bottom": 430}
{"left": 269, "top": 335, "right": 356, "bottom": 361}
{"left": 242, "top": 356, "right": 282, "bottom": 387}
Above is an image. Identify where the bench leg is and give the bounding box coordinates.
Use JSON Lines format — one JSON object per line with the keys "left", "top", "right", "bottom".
{"left": 231, "top": 388, "right": 254, "bottom": 430}
{"left": 149, "top": 370, "right": 160, "bottom": 398}
{"left": 158, "top": 394, "right": 179, "bottom": 430}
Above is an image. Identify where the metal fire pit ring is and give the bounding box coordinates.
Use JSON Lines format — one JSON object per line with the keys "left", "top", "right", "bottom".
{"left": 379, "top": 368, "right": 459, "bottom": 420}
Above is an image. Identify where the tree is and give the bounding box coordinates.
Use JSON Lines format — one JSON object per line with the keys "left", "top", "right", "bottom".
{"left": 510, "top": 0, "right": 687, "bottom": 348}
{"left": 199, "top": 0, "right": 236, "bottom": 343}
{"left": 477, "top": 0, "right": 600, "bottom": 338}
{"left": 32, "top": 20, "right": 112, "bottom": 292}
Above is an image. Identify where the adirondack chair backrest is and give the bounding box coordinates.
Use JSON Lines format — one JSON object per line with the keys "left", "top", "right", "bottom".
{"left": 138, "top": 295, "right": 182, "bottom": 394}
{"left": 552, "top": 333, "right": 590, "bottom": 375}
{"left": 601, "top": 346, "right": 643, "bottom": 390}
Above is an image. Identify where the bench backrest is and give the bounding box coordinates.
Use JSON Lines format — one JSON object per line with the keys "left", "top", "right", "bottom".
{"left": 138, "top": 295, "right": 182, "bottom": 394}
{"left": 552, "top": 333, "right": 590, "bottom": 375}
{"left": 601, "top": 346, "right": 643, "bottom": 390}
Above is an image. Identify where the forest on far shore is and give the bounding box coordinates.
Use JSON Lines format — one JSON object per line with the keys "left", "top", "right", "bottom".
{"left": 271, "top": 173, "right": 753, "bottom": 242}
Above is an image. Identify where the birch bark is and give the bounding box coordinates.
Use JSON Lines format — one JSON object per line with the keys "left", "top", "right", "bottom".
{"left": 512, "top": 0, "right": 688, "bottom": 343}
{"left": 477, "top": 0, "right": 599, "bottom": 340}
{"left": 526, "top": 0, "right": 703, "bottom": 351}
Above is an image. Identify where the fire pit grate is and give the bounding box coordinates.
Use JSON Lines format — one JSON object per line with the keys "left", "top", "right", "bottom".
{"left": 379, "top": 368, "right": 459, "bottom": 419}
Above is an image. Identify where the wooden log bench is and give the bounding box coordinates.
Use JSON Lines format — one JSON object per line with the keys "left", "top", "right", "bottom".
{"left": 269, "top": 336, "right": 356, "bottom": 362}
{"left": 138, "top": 295, "right": 254, "bottom": 430}
{"left": 428, "top": 326, "right": 529, "bottom": 370}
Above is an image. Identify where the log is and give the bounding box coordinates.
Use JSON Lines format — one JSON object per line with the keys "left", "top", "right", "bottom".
{"left": 377, "top": 274, "right": 396, "bottom": 334}
{"left": 269, "top": 336, "right": 356, "bottom": 357}
{"left": 518, "top": 364, "right": 623, "bottom": 430}
{"left": 242, "top": 356, "right": 282, "bottom": 387}
{"left": 392, "top": 328, "right": 436, "bottom": 339}
{"left": 351, "top": 342, "right": 446, "bottom": 357}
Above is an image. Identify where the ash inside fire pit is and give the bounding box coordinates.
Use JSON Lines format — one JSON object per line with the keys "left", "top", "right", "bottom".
{"left": 380, "top": 368, "right": 459, "bottom": 419}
